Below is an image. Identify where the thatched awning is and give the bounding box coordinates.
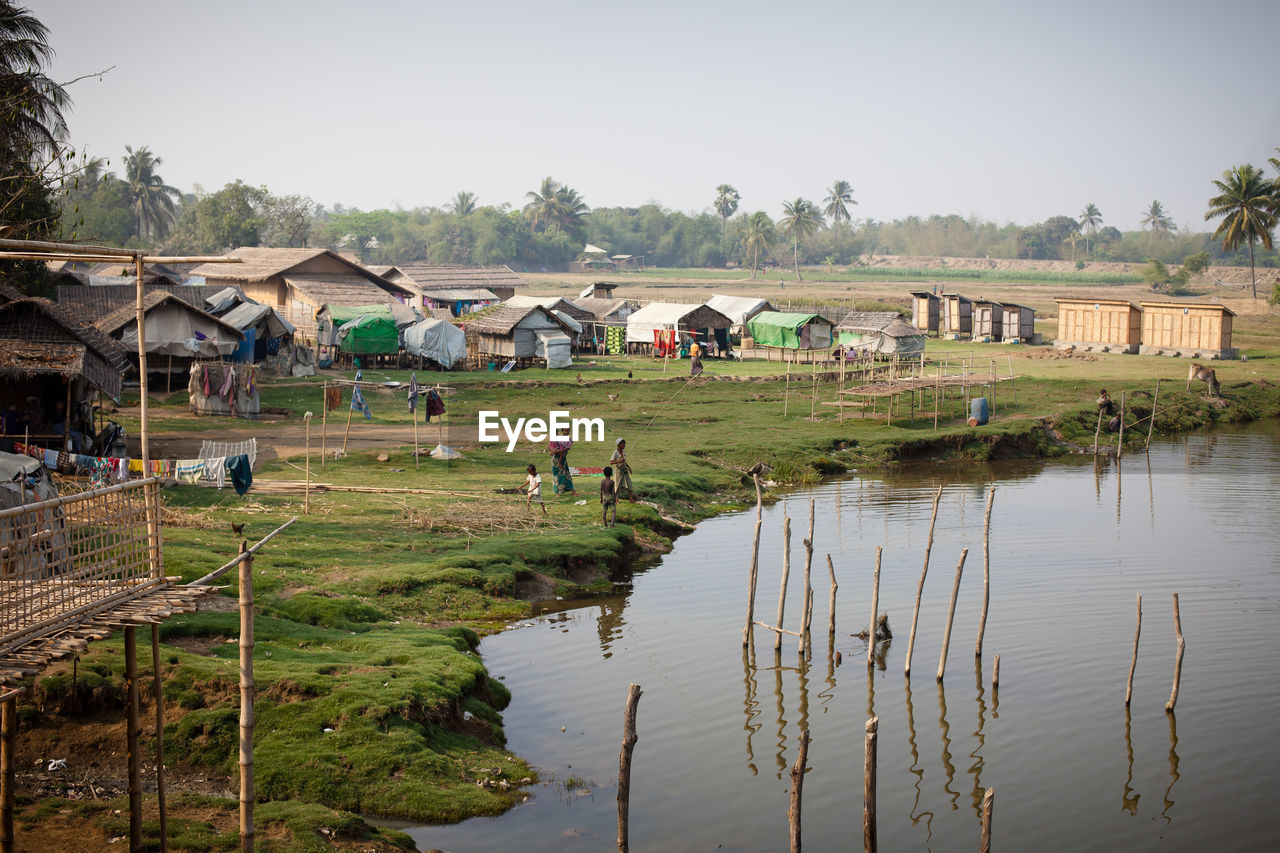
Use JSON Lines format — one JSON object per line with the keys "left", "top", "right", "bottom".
{"left": 0, "top": 297, "right": 127, "bottom": 398}
{"left": 466, "top": 304, "right": 575, "bottom": 336}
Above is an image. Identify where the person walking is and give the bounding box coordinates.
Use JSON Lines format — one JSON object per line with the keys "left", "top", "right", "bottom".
{"left": 600, "top": 466, "right": 617, "bottom": 526}
{"left": 521, "top": 464, "right": 547, "bottom": 515}
{"left": 549, "top": 437, "right": 574, "bottom": 495}
{"left": 689, "top": 337, "right": 704, "bottom": 377}
{"left": 610, "top": 438, "right": 635, "bottom": 502}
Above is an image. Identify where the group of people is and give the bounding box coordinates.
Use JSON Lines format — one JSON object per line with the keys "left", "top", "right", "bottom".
{"left": 519, "top": 437, "right": 635, "bottom": 526}
{"left": 1, "top": 398, "right": 82, "bottom": 448}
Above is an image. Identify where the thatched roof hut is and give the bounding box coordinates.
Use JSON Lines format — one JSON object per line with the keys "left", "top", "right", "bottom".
{"left": 0, "top": 292, "right": 130, "bottom": 400}
{"left": 465, "top": 304, "right": 577, "bottom": 368}
{"left": 382, "top": 263, "right": 528, "bottom": 304}
{"left": 504, "top": 295, "right": 594, "bottom": 348}
{"left": 56, "top": 283, "right": 239, "bottom": 325}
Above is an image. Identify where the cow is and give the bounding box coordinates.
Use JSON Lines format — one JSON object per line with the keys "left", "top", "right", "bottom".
{"left": 1187, "top": 363, "right": 1220, "bottom": 397}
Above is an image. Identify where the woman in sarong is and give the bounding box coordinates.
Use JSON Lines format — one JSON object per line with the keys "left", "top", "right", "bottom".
{"left": 549, "top": 438, "right": 574, "bottom": 495}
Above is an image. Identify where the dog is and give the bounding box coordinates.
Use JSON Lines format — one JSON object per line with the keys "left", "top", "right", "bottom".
{"left": 1187, "top": 363, "right": 1220, "bottom": 397}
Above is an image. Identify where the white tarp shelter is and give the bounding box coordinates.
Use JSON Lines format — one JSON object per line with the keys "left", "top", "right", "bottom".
{"left": 624, "top": 302, "right": 732, "bottom": 344}
{"left": 403, "top": 318, "right": 467, "bottom": 368}
{"left": 705, "top": 294, "right": 774, "bottom": 328}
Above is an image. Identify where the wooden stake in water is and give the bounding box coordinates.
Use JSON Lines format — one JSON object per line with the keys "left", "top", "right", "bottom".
{"left": 1093, "top": 408, "right": 1103, "bottom": 457}
{"left": 1165, "top": 593, "right": 1185, "bottom": 713}
{"left": 1146, "top": 379, "right": 1161, "bottom": 451}
{"left": 992, "top": 654, "right": 1000, "bottom": 691}
{"left": 936, "top": 548, "right": 969, "bottom": 682}
{"left": 617, "top": 683, "right": 642, "bottom": 853}
{"left": 863, "top": 716, "right": 878, "bottom": 853}
{"left": 1117, "top": 390, "right": 1126, "bottom": 459}
{"left": 867, "top": 546, "right": 882, "bottom": 668}
{"left": 980, "top": 787, "right": 994, "bottom": 853}
{"left": 975, "top": 487, "right": 995, "bottom": 658}
{"left": 742, "top": 474, "right": 764, "bottom": 648}
{"left": 906, "top": 486, "right": 943, "bottom": 678}
{"left": 826, "top": 554, "right": 838, "bottom": 637}
{"left": 788, "top": 730, "right": 810, "bottom": 853}
{"left": 800, "top": 499, "right": 815, "bottom": 657}
{"left": 1126, "top": 594, "right": 1142, "bottom": 706}
{"left": 775, "top": 515, "right": 792, "bottom": 652}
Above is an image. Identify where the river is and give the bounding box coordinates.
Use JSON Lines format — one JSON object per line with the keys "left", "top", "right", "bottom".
{"left": 410, "top": 421, "right": 1280, "bottom": 851}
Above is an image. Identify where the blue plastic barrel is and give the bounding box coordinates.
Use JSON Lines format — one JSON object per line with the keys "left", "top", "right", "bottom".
{"left": 970, "top": 397, "right": 989, "bottom": 425}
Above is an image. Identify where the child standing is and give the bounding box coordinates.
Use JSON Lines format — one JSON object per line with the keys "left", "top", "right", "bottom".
{"left": 522, "top": 464, "right": 547, "bottom": 515}
{"left": 600, "top": 465, "right": 617, "bottom": 527}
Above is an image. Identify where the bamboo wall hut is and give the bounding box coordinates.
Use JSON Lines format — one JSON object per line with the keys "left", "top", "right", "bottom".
{"left": 624, "top": 302, "right": 733, "bottom": 356}
{"left": 835, "top": 310, "right": 925, "bottom": 355}
{"left": 973, "top": 299, "right": 1004, "bottom": 340}
{"left": 503, "top": 295, "right": 594, "bottom": 349}
{"left": 942, "top": 294, "right": 972, "bottom": 337}
{"left": 465, "top": 304, "right": 577, "bottom": 368}
{"left": 1054, "top": 297, "right": 1141, "bottom": 353}
{"left": 1139, "top": 301, "right": 1237, "bottom": 359}
{"left": 1001, "top": 303, "right": 1036, "bottom": 342}
{"left": 910, "top": 291, "right": 941, "bottom": 335}
{"left": 574, "top": 295, "right": 633, "bottom": 353}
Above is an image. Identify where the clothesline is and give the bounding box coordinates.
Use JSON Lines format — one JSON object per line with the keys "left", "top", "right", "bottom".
{"left": 12, "top": 440, "right": 254, "bottom": 495}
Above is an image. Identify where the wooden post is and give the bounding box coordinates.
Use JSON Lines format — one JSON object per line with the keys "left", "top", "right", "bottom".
{"left": 125, "top": 625, "right": 142, "bottom": 853}
{"left": 784, "top": 361, "right": 791, "bottom": 417}
{"left": 809, "top": 356, "right": 817, "bottom": 419}
{"left": 936, "top": 549, "right": 969, "bottom": 682}
{"left": 136, "top": 255, "right": 151, "bottom": 468}
{"left": 742, "top": 474, "right": 764, "bottom": 647}
{"left": 1117, "top": 390, "right": 1126, "bottom": 458}
{"left": 933, "top": 361, "right": 941, "bottom": 430}
{"left": 826, "top": 554, "right": 838, "bottom": 637}
{"left": 1093, "top": 408, "right": 1103, "bottom": 457}
{"left": 1, "top": 695, "right": 15, "bottom": 853}
{"left": 788, "top": 730, "right": 809, "bottom": 853}
{"left": 617, "top": 683, "right": 642, "bottom": 853}
{"left": 1145, "top": 379, "right": 1160, "bottom": 451}
{"left": 800, "top": 499, "right": 814, "bottom": 657}
{"left": 1165, "top": 593, "right": 1185, "bottom": 713}
{"left": 775, "top": 515, "right": 792, "bottom": 652}
{"left": 863, "top": 716, "right": 878, "bottom": 853}
{"left": 906, "top": 486, "right": 942, "bottom": 678}
{"left": 304, "top": 412, "right": 312, "bottom": 515}
{"left": 342, "top": 376, "right": 357, "bottom": 453}
{"left": 1008, "top": 352, "right": 1016, "bottom": 407}
{"left": 151, "top": 624, "right": 169, "bottom": 853}
{"left": 980, "top": 787, "right": 994, "bottom": 853}
{"left": 992, "top": 654, "right": 1000, "bottom": 691}
{"left": 975, "top": 487, "right": 995, "bottom": 658}
{"left": 239, "top": 541, "right": 255, "bottom": 853}
{"left": 1126, "top": 594, "right": 1141, "bottom": 706}
{"left": 867, "top": 546, "right": 882, "bottom": 668}
{"left": 320, "top": 382, "right": 328, "bottom": 470}
{"left": 412, "top": 384, "right": 420, "bottom": 470}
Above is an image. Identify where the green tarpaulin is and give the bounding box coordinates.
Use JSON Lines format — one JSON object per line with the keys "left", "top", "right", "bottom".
{"left": 746, "top": 311, "right": 833, "bottom": 349}
{"left": 327, "top": 304, "right": 400, "bottom": 355}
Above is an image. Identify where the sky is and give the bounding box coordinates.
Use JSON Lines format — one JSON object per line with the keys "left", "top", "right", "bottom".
{"left": 28, "top": 0, "right": 1280, "bottom": 233}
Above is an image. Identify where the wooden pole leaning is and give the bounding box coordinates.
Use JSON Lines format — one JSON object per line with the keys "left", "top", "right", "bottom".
{"left": 905, "top": 486, "right": 943, "bottom": 678}
{"left": 1126, "top": 594, "right": 1142, "bottom": 706}
{"left": 1146, "top": 379, "right": 1161, "bottom": 452}
{"left": 238, "top": 541, "right": 255, "bottom": 853}
{"left": 826, "top": 554, "right": 838, "bottom": 638}
{"left": 799, "top": 499, "right": 815, "bottom": 658}
{"left": 342, "top": 376, "right": 357, "bottom": 453}
{"left": 774, "top": 515, "right": 792, "bottom": 652}
{"left": 975, "top": 487, "right": 995, "bottom": 658}
{"left": 617, "top": 683, "right": 642, "bottom": 853}
{"left": 742, "top": 474, "right": 764, "bottom": 648}
{"left": 1118, "top": 390, "right": 1126, "bottom": 459}
{"left": 1093, "top": 408, "right": 1103, "bottom": 457}
{"left": 980, "top": 787, "right": 995, "bottom": 853}
{"left": 1, "top": 692, "right": 17, "bottom": 853}
{"left": 320, "top": 382, "right": 328, "bottom": 470}
{"left": 1165, "top": 593, "right": 1185, "bottom": 713}
{"left": 867, "top": 546, "right": 882, "bottom": 669}
{"left": 788, "top": 730, "right": 810, "bottom": 853}
{"left": 936, "top": 549, "right": 969, "bottom": 682}
{"left": 125, "top": 626, "right": 142, "bottom": 853}
{"left": 152, "top": 624, "right": 169, "bottom": 853}
{"left": 863, "top": 716, "right": 878, "bottom": 853}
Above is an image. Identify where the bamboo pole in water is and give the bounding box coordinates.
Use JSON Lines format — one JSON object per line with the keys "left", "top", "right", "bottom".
{"left": 800, "top": 500, "right": 814, "bottom": 657}
{"left": 239, "top": 541, "right": 255, "bottom": 853}
{"left": 788, "top": 730, "right": 809, "bottom": 853}
{"left": 980, "top": 787, "right": 994, "bottom": 853}
{"left": 867, "top": 546, "right": 882, "bottom": 668}
{"left": 936, "top": 549, "right": 969, "bottom": 682}
{"left": 906, "top": 486, "right": 943, "bottom": 678}
{"left": 826, "top": 554, "right": 838, "bottom": 637}
{"left": 1165, "top": 593, "right": 1185, "bottom": 713}
{"left": 775, "top": 515, "right": 792, "bottom": 652}
{"left": 1126, "top": 594, "right": 1142, "bottom": 706}
{"left": 1093, "top": 408, "right": 1103, "bottom": 456}
{"left": 742, "top": 474, "right": 764, "bottom": 647}
{"left": 863, "top": 716, "right": 878, "bottom": 853}
{"left": 975, "top": 487, "right": 995, "bottom": 658}
{"left": 992, "top": 654, "right": 1000, "bottom": 691}
{"left": 1146, "top": 379, "right": 1160, "bottom": 451}
{"left": 1118, "top": 390, "right": 1126, "bottom": 458}
{"left": 617, "top": 683, "right": 642, "bottom": 853}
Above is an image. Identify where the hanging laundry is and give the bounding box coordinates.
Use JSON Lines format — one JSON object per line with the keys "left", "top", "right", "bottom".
{"left": 424, "top": 388, "right": 446, "bottom": 422}
{"left": 220, "top": 365, "right": 236, "bottom": 400}
{"left": 351, "top": 372, "right": 372, "bottom": 420}
{"left": 175, "top": 459, "right": 206, "bottom": 485}
{"left": 128, "top": 459, "right": 145, "bottom": 474}
{"left": 407, "top": 373, "right": 419, "bottom": 413}
{"left": 245, "top": 365, "right": 256, "bottom": 397}
{"left": 225, "top": 454, "right": 253, "bottom": 496}
{"left": 325, "top": 385, "right": 343, "bottom": 413}
{"left": 43, "top": 449, "right": 58, "bottom": 469}
{"left": 201, "top": 365, "right": 211, "bottom": 397}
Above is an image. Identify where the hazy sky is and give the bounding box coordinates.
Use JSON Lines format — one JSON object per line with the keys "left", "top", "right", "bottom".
{"left": 29, "top": 0, "right": 1280, "bottom": 232}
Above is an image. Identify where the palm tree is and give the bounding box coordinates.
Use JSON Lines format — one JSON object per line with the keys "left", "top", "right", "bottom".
{"left": 823, "top": 179, "right": 856, "bottom": 226}
{"left": 1141, "top": 200, "right": 1175, "bottom": 235}
{"left": 741, "top": 212, "right": 775, "bottom": 279}
{"left": 524, "top": 176, "right": 560, "bottom": 232}
{"left": 714, "top": 184, "right": 739, "bottom": 236}
{"left": 123, "top": 145, "right": 178, "bottom": 240}
{"left": 552, "top": 184, "right": 589, "bottom": 234}
{"left": 448, "top": 191, "right": 477, "bottom": 216}
{"left": 1205, "top": 164, "right": 1277, "bottom": 299}
{"left": 1079, "top": 203, "right": 1102, "bottom": 254}
{"left": 779, "top": 198, "right": 823, "bottom": 280}
{"left": 0, "top": 2, "right": 68, "bottom": 165}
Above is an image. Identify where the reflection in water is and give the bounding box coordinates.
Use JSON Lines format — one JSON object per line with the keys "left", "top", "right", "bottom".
{"left": 969, "top": 658, "right": 987, "bottom": 817}
{"left": 797, "top": 655, "right": 811, "bottom": 737}
{"left": 938, "top": 682, "right": 959, "bottom": 809}
{"left": 817, "top": 642, "right": 837, "bottom": 708}
{"left": 773, "top": 649, "right": 787, "bottom": 776}
{"left": 1116, "top": 456, "right": 1122, "bottom": 525}
{"left": 905, "top": 680, "right": 935, "bottom": 839}
{"left": 596, "top": 597, "right": 627, "bottom": 658}
{"left": 1122, "top": 707, "right": 1140, "bottom": 815}
{"left": 742, "top": 646, "right": 760, "bottom": 776}
{"left": 1147, "top": 453, "right": 1155, "bottom": 531}
{"left": 1163, "top": 712, "right": 1180, "bottom": 823}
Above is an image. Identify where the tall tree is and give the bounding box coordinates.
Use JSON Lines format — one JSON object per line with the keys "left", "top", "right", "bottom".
{"left": 741, "top": 211, "right": 775, "bottom": 279}
{"left": 552, "top": 184, "right": 589, "bottom": 236}
{"left": 523, "top": 176, "right": 560, "bottom": 232}
{"left": 714, "top": 184, "right": 739, "bottom": 235}
{"left": 1205, "top": 164, "right": 1276, "bottom": 299}
{"left": 448, "top": 190, "right": 477, "bottom": 216}
{"left": 1079, "top": 203, "right": 1102, "bottom": 254}
{"left": 779, "top": 198, "right": 823, "bottom": 280}
{"left": 123, "top": 145, "right": 179, "bottom": 240}
{"left": 1141, "top": 200, "right": 1175, "bottom": 235}
{"left": 823, "top": 179, "right": 856, "bottom": 226}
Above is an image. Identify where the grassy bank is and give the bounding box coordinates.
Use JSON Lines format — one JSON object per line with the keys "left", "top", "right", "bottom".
{"left": 15, "top": 336, "right": 1280, "bottom": 850}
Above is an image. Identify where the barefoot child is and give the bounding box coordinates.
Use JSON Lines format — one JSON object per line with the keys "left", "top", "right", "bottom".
{"left": 600, "top": 465, "right": 617, "bottom": 527}
{"left": 521, "top": 464, "right": 547, "bottom": 515}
